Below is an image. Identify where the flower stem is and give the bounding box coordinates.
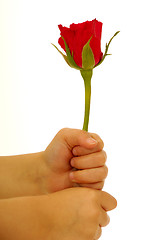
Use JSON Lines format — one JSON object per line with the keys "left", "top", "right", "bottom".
{"left": 80, "top": 70, "right": 93, "bottom": 132}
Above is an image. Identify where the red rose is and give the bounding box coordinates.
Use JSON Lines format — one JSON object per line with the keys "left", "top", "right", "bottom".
{"left": 52, "top": 21, "right": 119, "bottom": 131}
{"left": 58, "top": 19, "right": 103, "bottom": 68}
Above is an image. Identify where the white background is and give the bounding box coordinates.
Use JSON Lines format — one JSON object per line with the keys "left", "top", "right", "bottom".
{"left": 0, "top": 0, "right": 160, "bottom": 239}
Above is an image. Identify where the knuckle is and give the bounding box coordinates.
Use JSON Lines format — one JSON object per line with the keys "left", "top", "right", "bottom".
{"left": 99, "top": 151, "right": 107, "bottom": 165}
{"left": 90, "top": 206, "right": 100, "bottom": 219}
{"left": 72, "top": 146, "right": 79, "bottom": 156}
{"left": 94, "top": 227, "right": 102, "bottom": 239}
{"left": 97, "top": 181, "right": 105, "bottom": 190}
{"left": 83, "top": 188, "right": 99, "bottom": 204}
{"left": 107, "top": 214, "right": 110, "bottom": 225}
{"left": 71, "top": 157, "right": 79, "bottom": 168}
{"left": 73, "top": 170, "right": 81, "bottom": 181}
{"left": 80, "top": 189, "right": 98, "bottom": 210}
{"left": 103, "top": 150, "right": 107, "bottom": 160}
{"left": 97, "top": 138, "right": 104, "bottom": 150}
{"left": 101, "top": 166, "right": 108, "bottom": 179}
{"left": 58, "top": 127, "right": 69, "bottom": 136}
{"left": 78, "top": 222, "right": 94, "bottom": 240}
{"left": 99, "top": 138, "right": 104, "bottom": 150}
{"left": 104, "top": 214, "right": 110, "bottom": 226}
{"left": 90, "top": 133, "right": 104, "bottom": 149}
{"left": 84, "top": 227, "right": 96, "bottom": 240}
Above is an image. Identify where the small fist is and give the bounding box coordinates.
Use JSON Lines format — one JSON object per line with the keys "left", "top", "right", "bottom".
{"left": 70, "top": 132, "right": 108, "bottom": 190}
{"left": 43, "top": 128, "right": 108, "bottom": 192}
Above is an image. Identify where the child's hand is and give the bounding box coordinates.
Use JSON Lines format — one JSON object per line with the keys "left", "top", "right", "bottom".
{"left": 42, "top": 128, "right": 108, "bottom": 193}
{"left": 0, "top": 187, "right": 117, "bottom": 240}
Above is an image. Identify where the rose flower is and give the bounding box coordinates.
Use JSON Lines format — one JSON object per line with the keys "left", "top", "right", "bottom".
{"left": 52, "top": 19, "right": 119, "bottom": 131}
{"left": 58, "top": 19, "right": 103, "bottom": 68}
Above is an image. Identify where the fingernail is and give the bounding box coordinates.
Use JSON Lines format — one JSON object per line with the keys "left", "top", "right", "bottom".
{"left": 69, "top": 172, "right": 75, "bottom": 181}
{"left": 87, "top": 137, "right": 97, "bottom": 145}
{"left": 72, "top": 148, "right": 77, "bottom": 156}
{"left": 70, "top": 158, "right": 74, "bottom": 166}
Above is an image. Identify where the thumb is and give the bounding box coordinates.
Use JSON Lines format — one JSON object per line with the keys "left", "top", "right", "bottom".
{"left": 56, "top": 128, "right": 98, "bottom": 150}
{"left": 100, "top": 191, "right": 117, "bottom": 212}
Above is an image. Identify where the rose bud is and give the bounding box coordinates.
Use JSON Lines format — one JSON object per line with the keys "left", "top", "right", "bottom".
{"left": 52, "top": 19, "right": 119, "bottom": 131}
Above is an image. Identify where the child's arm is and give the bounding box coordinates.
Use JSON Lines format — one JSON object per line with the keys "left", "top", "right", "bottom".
{"left": 0, "top": 128, "right": 108, "bottom": 199}
{"left": 0, "top": 152, "right": 47, "bottom": 199}
{"left": 0, "top": 188, "right": 116, "bottom": 240}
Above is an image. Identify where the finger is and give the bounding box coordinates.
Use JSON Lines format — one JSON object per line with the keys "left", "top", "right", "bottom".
{"left": 69, "top": 166, "right": 108, "bottom": 184}
{"left": 100, "top": 191, "right": 117, "bottom": 212}
{"left": 72, "top": 132, "right": 104, "bottom": 156}
{"left": 56, "top": 128, "right": 98, "bottom": 150}
{"left": 70, "top": 151, "right": 107, "bottom": 169}
{"left": 94, "top": 226, "right": 102, "bottom": 240}
{"left": 99, "top": 210, "right": 110, "bottom": 227}
{"left": 90, "top": 133, "right": 104, "bottom": 149}
{"left": 79, "top": 181, "right": 105, "bottom": 190}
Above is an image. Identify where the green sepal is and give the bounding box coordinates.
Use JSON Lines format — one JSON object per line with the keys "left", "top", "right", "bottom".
{"left": 94, "top": 31, "right": 120, "bottom": 68}
{"left": 82, "top": 37, "right": 95, "bottom": 70}
{"left": 51, "top": 38, "right": 82, "bottom": 70}
{"left": 61, "top": 37, "right": 82, "bottom": 70}
{"left": 51, "top": 43, "right": 71, "bottom": 67}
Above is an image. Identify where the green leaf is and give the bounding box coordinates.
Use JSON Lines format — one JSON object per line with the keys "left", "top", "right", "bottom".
{"left": 94, "top": 31, "right": 120, "bottom": 68}
{"left": 82, "top": 37, "right": 95, "bottom": 70}
{"left": 61, "top": 36, "right": 82, "bottom": 70}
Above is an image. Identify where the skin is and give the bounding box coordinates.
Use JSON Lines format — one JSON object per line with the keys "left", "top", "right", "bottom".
{"left": 0, "top": 128, "right": 108, "bottom": 198}
{"left": 0, "top": 187, "right": 117, "bottom": 240}
{"left": 43, "top": 128, "right": 108, "bottom": 192}
{"left": 0, "top": 128, "right": 116, "bottom": 239}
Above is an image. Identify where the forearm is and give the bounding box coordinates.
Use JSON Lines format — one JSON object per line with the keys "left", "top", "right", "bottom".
{"left": 0, "top": 152, "right": 47, "bottom": 199}
{"left": 0, "top": 197, "right": 25, "bottom": 239}
{"left": 0, "top": 196, "right": 46, "bottom": 240}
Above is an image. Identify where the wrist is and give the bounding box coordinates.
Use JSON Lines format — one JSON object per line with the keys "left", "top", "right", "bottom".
{"left": 19, "top": 151, "right": 52, "bottom": 196}
{"left": 33, "top": 151, "right": 52, "bottom": 195}
{"left": 0, "top": 152, "right": 50, "bottom": 199}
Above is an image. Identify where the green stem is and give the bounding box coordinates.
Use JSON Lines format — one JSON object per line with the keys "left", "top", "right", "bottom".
{"left": 80, "top": 69, "right": 93, "bottom": 132}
